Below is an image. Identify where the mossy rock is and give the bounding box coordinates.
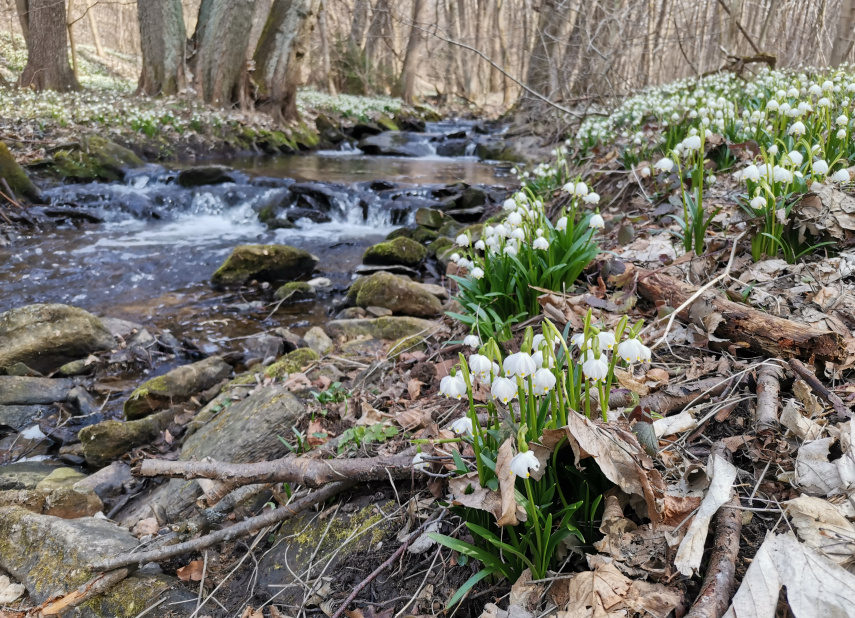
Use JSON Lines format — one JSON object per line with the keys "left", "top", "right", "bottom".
{"left": 377, "top": 115, "right": 399, "bottom": 131}
{"left": 315, "top": 114, "right": 346, "bottom": 144}
{"left": 414, "top": 105, "right": 442, "bottom": 122}
{"left": 437, "top": 219, "right": 463, "bottom": 238}
{"left": 363, "top": 237, "right": 427, "bottom": 267}
{"left": 257, "top": 130, "right": 298, "bottom": 154}
{"left": 34, "top": 467, "right": 87, "bottom": 492}
{"left": 274, "top": 281, "right": 316, "bottom": 301}
{"left": 123, "top": 356, "right": 232, "bottom": 420}
{"left": 212, "top": 244, "right": 319, "bottom": 286}
{"left": 412, "top": 226, "right": 439, "bottom": 243}
{"left": 0, "top": 142, "right": 40, "bottom": 202}
{"left": 326, "top": 316, "right": 438, "bottom": 340}
{"left": 80, "top": 409, "right": 175, "bottom": 466}
{"left": 415, "top": 208, "right": 444, "bottom": 229}
{"left": 177, "top": 165, "right": 235, "bottom": 187}
{"left": 388, "top": 335, "right": 428, "bottom": 360}
{"left": 385, "top": 227, "right": 414, "bottom": 241}
{"left": 289, "top": 122, "right": 321, "bottom": 150}
{"left": 49, "top": 135, "right": 143, "bottom": 182}
{"left": 265, "top": 348, "right": 320, "bottom": 378}
{"left": 475, "top": 138, "right": 526, "bottom": 163}
{"left": 458, "top": 223, "right": 484, "bottom": 242}
{"left": 485, "top": 210, "right": 510, "bottom": 225}
{"left": 429, "top": 236, "right": 453, "bottom": 258}
{"left": 349, "top": 271, "right": 442, "bottom": 317}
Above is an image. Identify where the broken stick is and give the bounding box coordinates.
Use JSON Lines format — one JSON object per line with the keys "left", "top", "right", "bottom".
{"left": 788, "top": 358, "right": 852, "bottom": 418}
{"left": 755, "top": 363, "right": 783, "bottom": 436}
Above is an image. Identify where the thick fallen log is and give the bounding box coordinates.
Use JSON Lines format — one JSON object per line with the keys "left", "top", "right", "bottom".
{"left": 605, "top": 374, "right": 746, "bottom": 415}
{"left": 637, "top": 269, "right": 853, "bottom": 364}
{"left": 137, "top": 447, "right": 417, "bottom": 487}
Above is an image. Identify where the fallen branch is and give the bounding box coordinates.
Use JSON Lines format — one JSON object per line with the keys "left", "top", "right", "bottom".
{"left": 684, "top": 494, "right": 742, "bottom": 618}
{"left": 137, "top": 447, "right": 416, "bottom": 487}
{"left": 330, "top": 508, "right": 447, "bottom": 618}
{"left": 788, "top": 358, "right": 852, "bottom": 418}
{"left": 605, "top": 375, "right": 744, "bottom": 416}
{"left": 37, "top": 568, "right": 132, "bottom": 616}
{"left": 637, "top": 268, "right": 852, "bottom": 364}
{"left": 90, "top": 480, "right": 355, "bottom": 571}
{"left": 755, "top": 363, "right": 783, "bottom": 436}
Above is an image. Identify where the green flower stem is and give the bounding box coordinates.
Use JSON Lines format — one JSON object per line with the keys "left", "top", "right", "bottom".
{"left": 584, "top": 379, "right": 592, "bottom": 419}
{"left": 524, "top": 477, "right": 543, "bottom": 575}
{"left": 526, "top": 375, "right": 537, "bottom": 439}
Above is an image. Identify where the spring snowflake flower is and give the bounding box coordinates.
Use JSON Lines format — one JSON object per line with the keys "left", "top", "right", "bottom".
{"left": 562, "top": 182, "right": 575, "bottom": 193}
{"left": 504, "top": 245, "right": 517, "bottom": 257}
{"left": 785, "top": 151, "right": 803, "bottom": 166}
{"left": 503, "top": 198, "right": 517, "bottom": 211}
{"left": 481, "top": 362, "right": 501, "bottom": 385}
{"left": 838, "top": 128, "right": 848, "bottom": 139}
{"left": 814, "top": 160, "right": 829, "bottom": 175}
{"left": 533, "top": 368, "right": 556, "bottom": 394}
{"left": 683, "top": 135, "right": 702, "bottom": 150}
{"left": 456, "top": 234, "right": 470, "bottom": 246}
{"left": 838, "top": 114, "right": 849, "bottom": 126}
{"left": 640, "top": 166, "right": 651, "bottom": 178}
{"left": 532, "top": 236, "right": 549, "bottom": 250}
{"left": 412, "top": 452, "right": 429, "bottom": 471}
{"left": 583, "top": 192, "right": 600, "bottom": 204}
{"left": 556, "top": 216, "right": 568, "bottom": 231}
{"left": 509, "top": 451, "right": 540, "bottom": 478}
{"left": 742, "top": 165, "right": 760, "bottom": 181}
{"left": 768, "top": 145, "right": 779, "bottom": 155}
{"left": 507, "top": 211, "right": 522, "bottom": 227}
{"left": 450, "top": 253, "right": 460, "bottom": 263}
{"left": 470, "top": 266, "right": 484, "bottom": 279}
{"left": 654, "top": 157, "right": 674, "bottom": 172}
{"left": 589, "top": 213, "right": 605, "bottom": 229}
{"left": 440, "top": 374, "right": 467, "bottom": 399}
{"left": 788, "top": 121, "right": 806, "bottom": 136}
{"left": 574, "top": 182, "right": 589, "bottom": 197}
{"left": 449, "top": 417, "right": 473, "bottom": 436}
{"left": 490, "top": 376, "right": 517, "bottom": 404}
{"left": 750, "top": 195, "right": 767, "bottom": 210}
{"left": 474, "top": 240, "right": 486, "bottom": 251}
{"left": 832, "top": 169, "right": 851, "bottom": 183}
{"left": 617, "top": 337, "right": 651, "bottom": 363}
{"left": 766, "top": 100, "right": 779, "bottom": 111}
{"left": 469, "top": 354, "right": 492, "bottom": 379}
{"left": 463, "top": 334, "right": 481, "bottom": 348}
{"left": 503, "top": 351, "right": 536, "bottom": 378}
{"left": 581, "top": 350, "right": 609, "bottom": 383}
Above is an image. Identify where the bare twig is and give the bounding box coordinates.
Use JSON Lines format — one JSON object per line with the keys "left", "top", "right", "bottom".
{"left": 755, "top": 363, "right": 783, "bottom": 435}
{"left": 38, "top": 568, "right": 132, "bottom": 616}
{"left": 788, "top": 358, "right": 852, "bottom": 418}
{"left": 714, "top": 0, "right": 762, "bottom": 54}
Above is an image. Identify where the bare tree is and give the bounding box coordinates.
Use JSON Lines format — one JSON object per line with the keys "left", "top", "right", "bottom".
{"left": 391, "top": 0, "right": 427, "bottom": 101}
{"left": 137, "top": 0, "right": 186, "bottom": 96}
{"left": 18, "top": 0, "right": 79, "bottom": 91}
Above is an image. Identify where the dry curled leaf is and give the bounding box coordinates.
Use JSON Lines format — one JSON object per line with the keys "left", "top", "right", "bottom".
{"left": 306, "top": 420, "right": 329, "bottom": 446}
{"left": 407, "top": 378, "right": 423, "bottom": 400}
{"left": 177, "top": 559, "right": 205, "bottom": 581}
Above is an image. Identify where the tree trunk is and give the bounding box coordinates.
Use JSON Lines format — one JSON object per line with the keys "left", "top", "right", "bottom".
{"left": 365, "top": 0, "right": 395, "bottom": 85}
{"left": 832, "top": 0, "right": 855, "bottom": 65}
{"left": 524, "top": 0, "right": 564, "bottom": 106}
{"left": 391, "top": 0, "right": 426, "bottom": 102}
{"left": 14, "top": 0, "right": 28, "bottom": 45}
{"left": 350, "top": 0, "right": 371, "bottom": 50}
{"left": 137, "top": 0, "right": 186, "bottom": 96}
{"left": 18, "top": 0, "right": 79, "bottom": 91}
{"left": 67, "top": 0, "right": 79, "bottom": 81}
{"left": 318, "top": 1, "right": 336, "bottom": 94}
{"left": 253, "top": 0, "right": 321, "bottom": 123}
{"left": 86, "top": 0, "right": 105, "bottom": 57}
{"left": 193, "top": 0, "right": 256, "bottom": 107}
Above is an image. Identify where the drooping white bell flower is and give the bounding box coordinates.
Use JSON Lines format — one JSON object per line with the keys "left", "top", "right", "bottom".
{"left": 617, "top": 337, "right": 651, "bottom": 363}
{"left": 490, "top": 376, "right": 517, "bottom": 404}
{"left": 838, "top": 128, "right": 848, "bottom": 139}
{"left": 773, "top": 166, "right": 793, "bottom": 183}
{"left": 469, "top": 354, "right": 492, "bottom": 379}
{"left": 787, "top": 87, "right": 800, "bottom": 97}
{"left": 412, "top": 451, "right": 429, "bottom": 471}
{"left": 814, "top": 160, "right": 829, "bottom": 175}
{"left": 509, "top": 451, "right": 540, "bottom": 478}
{"left": 589, "top": 214, "right": 605, "bottom": 230}
{"left": 832, "top": 169, "right": 851, "bottom": 183}
{"left": 583, "top": 192, "right": 600, "bottom": 204}
{"left": 503, "top": 351, "right": 537, "bottom": 378}
{"left": 574, "top": 182, "right": 589, "bottom": 197}
{"left": 595, "top": 331, "right": 616, "bottom": 351}
{"left": 481, "top": 362, "right": 501, "bottom": 385}
{"left": 463, "top": 334, "right": 481, "bottom": 348}
{"left": 470, "top": 267, "right": 484, "bottom": 279}
{"left": 512, "top": 228, "right": 525, "bottom": 241}
{"left": 532, "top": 236, "right": 549, "bottom": 250}
{"left": 654, "top": 157, "right": 674, "bottom": 172}
{"left": 556, "top": 216, "right": 568, "bottom": 231}
{"left": 640, "top": 166, "right": 651, "bottom": 178}
{"left": 683, "top": 135, "right": 702, "bottom": 150}
{"left": 838, "top": 114, "right": 849, "bottom": 126}
{"left": 450, "top": 252, "right": 460, "bottom": 263}
{"left": 750, "top": 195, "right": 767, "bottom": 210}
{"left": 570, "top": 333, "right": 588, "bottom": 349}
{"left": 581, "top": 350, "right": 609, "bottom": 383}
{"left": 562, "top": 182, "right": 576, "bottom": 193}
{"left": 766, "top": 100, "right": 779, "bottom": 111}
{"left": 503, "top": 198, "right": 517, "bottom": 210}
{"left": 532, "top": 368, "right": 556, "bottom": 395}
{"left": 449, "top": 417, "right": 474, "bottom": 436}
{"left": 507, "top": 211, "right": 523, "bottom": 227}
{"left": 788, "top": 121, "right": 806, "bottom": 136}
{"left": 474, "top": 239, "right": 486, "bottom": 251}
{"left": 440, "top": 374, "right": 467, "bottom": 399}
{"left": 494, "top": 224, "right": 508, "bottom": 237}
{"left": 768, "top": 145, "right": 779, "bottom": 155}
{"left": 742, "top": 165, "right": 760, "bottom": 181}
{"left": 809, "top": 84, "right": 823, "bottom": 96}
{"left": 785, "top": 150, "right": 803, "bottom": 166}
{"left": 456, "top": 234, "right": 470, "bottom": 246}
{"left": 504, "top": 245, "right": 517, "bottom": 257}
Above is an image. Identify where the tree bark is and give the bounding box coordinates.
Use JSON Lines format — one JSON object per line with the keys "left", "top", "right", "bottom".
{"left": 14, "top": 0, "right": 28, "bottom": 45}
{"left": 754, "top": 364, "right": 782, "bottom": 437}
{"left": 67, "top": 0, "right": 79, "bottom": 81}
{"left": 193, "top": 0, "right": 256, "bottom": 107}
{"left": 524, "top": 0, "right": 565, "bottom": 106}
{"left": 318, "top": 1, "right": 336, "bottom": 94}
{"left": 391, "top": 0, "right": 427, "bottom": 102}
{"left": 832, "top": 0, "right": 855, "bottom": 65}
{"left": 253, "top": 0, "right": 321, "bottom": 123}
{"left": 137, "top": 0, "right": 186, "bottom": 96}
{"left": 636, "top": 270, "right": 852, "bottom": 364}
{"left": 350, "top": 0, "right": 371, "bottom": 50}
{"left": 18, "top": 0, "right": 79, "bottom": 91}
{"left": 86, "top": 0, "right": 105, "bottom": 57}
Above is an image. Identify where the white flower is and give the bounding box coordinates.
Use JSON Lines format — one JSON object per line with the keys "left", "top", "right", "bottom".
{"left": 490, "top": 376, "right": 517, "bottom": 403}
{"left": 507, "top": 211, "right": 523, "bottom": 227}
{"left": 766, "top": 100, "right": 779, "bottom": 111}
{"left": 823, "top": 80, "right": 834, "bottom": 91}
{"left": 708, "top": 175, "right": 717, "bottom": 185}
{"left": 470, "top": 266, "right": 484, "bottom": 279}
{"left": 474, "top": 240, "right": 486, "bottom": 251}
{"left": 583, "top": 192, "right": 600, "bottom": 204}
{"left": 684, "top": 135, "right": 702, "bottom": 150}
{"left": 463, "top": 334, "right": 481, "bottom": 348}
{"left": 509, "top": 450, "right": 540, "bottom": 478}
{"left": 450, "top": 252, "right": 460, "bottom": 263}
{"left": 504, "top": 245, "right": 517, "bottom": 257}
{"left": 813, "top": 160, "right": 829, "bottom": 175}
{"left": 768, "top": 145, "right": 779, "bottom": 155}
{"left": 742, "top": 165, "right": 760, "bottom": 181}
{"left": 788, "top": 121, "right": 806, "bottom": 136}
{"left": 556, "top": 216, "right": 568, "bottom": 231}
{"left": 533, "top": 368, "right": 556, "bottom": 394}
{"left": 504, "top": 352, "right": 537, "bottom": 378}
{"left": 512, "top": 228, "right": 525, "bottom": 240}
{"left": 809, "top": 84, "right": 823, "bottom": 96}
{"left": 818, "top": 97, "right": 831, "bottom": 107}
{"left": 469, "top": 354, "right": 492, "bottom": 378}
{"left": 494, "top": 224, "right": 507, "bottom": 237}
{"left": 574, "top": 182, "right": 589, "bottom": 196}
{"left": 750, "top": 195, "right": 767, "bottom": 210}
{"left": 640, "top": 166, "right": 651, "bottom": 178}
{"left": 570, "top": 333, "right": 588, "bottom": 349}
{"left": 481, "top": 362, "right": 501, "bottom": 384}
{"left": 440, "top": 374, "right": 467, "bottom": 399}
{"left": 456, "top": 234, "right": 470, "bottom": 246}
{"left": 595, "top": 331, "right": 616, "bottom": 351}
{"left": 838, "top": 128, "right": 848, "bottom": 139}
{"left": 533, "top": 236, "right": 549, "bottom": 250}
{"left": 589, "top": 213, "right": 605, "bottom": 229}
{"left": 503, "top": 198, "right": 517, "bottom": 210}
{"left": 412, "top": 452, "right": 429, "bottom": 471}
{"left": 617, "top": 337, "right": 650, "bottom": 363}
{"left": 581, "top": 351, "right": 609, "bottom": 383}
{"left": 654, "top": 157, "right": 674, "bottom": 172}
{"left": 449, "top": 417, "right": 474, "bottom": 436}
{"left": 832, "top": 169, "right": 851, "bottom": 183}
{"left": 838, "top": 114, "right": 849, "bottom": 126}
{"left": 773, "top": 166, "right": 793, "bottom": 183}
{"left": 785, "top": 150, "right": 803, "bottom": 166}
{"left": 562, "top": 182, "right": 575, "bottom": 193}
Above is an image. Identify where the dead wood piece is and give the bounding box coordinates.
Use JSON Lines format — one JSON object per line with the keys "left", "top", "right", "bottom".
{"left": 38, "top": 568, "right": 132, "bottom": 616}
{"left": 683, "top": 495, "right": 742, "bottom": 618}
{"left": 137, "top": 447, "right": 417, "bottom": 488}
{"left": 637, "top": 269, "right": 852, "bottom": 364}
{"left": 755, "top": 363, "right": 783, "bottom": 436}
{"left": 90, "top": 480, "right": 355, "bottom": 572}
{"left": 606, "top": 375, "right": 741, "bottom": 416}
{"left": 788, "top": 358, "right": 852, "bottom": 418}
{"left": 330, "top": 508, "right": 447, "bottom": 618}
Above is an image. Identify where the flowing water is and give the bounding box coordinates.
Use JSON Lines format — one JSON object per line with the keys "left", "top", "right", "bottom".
{"left": 0, "top": 122, "right": 515, "bottom": 357}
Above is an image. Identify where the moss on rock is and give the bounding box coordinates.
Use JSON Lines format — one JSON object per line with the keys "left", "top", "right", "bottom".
{"left": 0, "top": 142, "right": 40, "bottom": 202}
{"left": 212, "top": 244, "right": 319, "bottom": 286}
{"left": 363, "top": 237, "right": 427, "bottom": 267}
{"left": 265, "top": 348, "right": 320, "bottom": 378}
{"left": 351, "top": 272, "right": 441, "bottom": 317}
{"left": 385, "top": 227, "right": 414, "bottom": 241}
{"left": 387, "top": 335, "right": 428, "bottom": 360}
{"left": 80, "top": 408, "right": 175, "bottom": 466}
{"left": 326, "top": 316, "right": 438, "bottom": 340}
{"left": 49, "top": 135, "right": 143, "bottom": 182}
{"left": 274, "top": 281, "right": 316, "bottom": 301}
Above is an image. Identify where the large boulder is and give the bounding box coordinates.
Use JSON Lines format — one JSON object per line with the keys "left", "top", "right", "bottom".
{"left": 123, "top": 356, "right": 231, "bottom": 420}
{"left": 363, "top": 237, "right": 427, "bottom": 267}
{"left": 348, "top": 272, "right": 441, "bottom": 317}
{"left": 0, "top": 462, "right": 66, "bottom": 491}
{"left": 0, "top": 376, "right": 73, "bottom": 405}
{"left": 79, "top": 408, "right": 175, "bottom": 467}
{"left": 264, "top": 348, "right": 319, "bottom": 378}
{"left": 0, "top": 304, "right": 115, "bottom": 374}
{"left": 212, "top": 244, "right": 319, "bottom": 286}
{"left": 0, "top": 142, "right": 41, "bottom": 202}
{"left": 0, "top": 507, "right": 193, "bottom": 616}
{"left": 326, "top": 316, "right": 438, "bottom": 340}
{"left": 176, "top": 164, "right": 235, "bottom": 187}
{"left": 0, "top": 404, "right": 47, "bottom": 430}
{"left": 0, "top": 485, "right": 103, "bottom": 519}
{"left": 357, "top": 132, "right": 434, "bottom": 157}
{"left": 48, "top": 135, "right": 143, "bottom": 182}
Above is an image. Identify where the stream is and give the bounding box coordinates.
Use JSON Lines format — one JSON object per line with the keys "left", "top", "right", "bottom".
{"left": 0, "top": 121, "right": 515, "bottom": 361}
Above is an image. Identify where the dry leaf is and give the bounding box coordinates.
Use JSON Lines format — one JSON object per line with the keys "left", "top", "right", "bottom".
{"left": 356, "top": 401, "right": 392, "bottom": 426}
{"left": 307, "top": 420, "right": 329, "bottom": 446}
{"left": 793, "top": 379, "right": 825, "bottom": 416}
{"left": 449, "top": 472, "right": 502, "bottom": 520}
{"left": 614, "top": 368, "right": 650, "bottom": 396}
{"left": 781, "top": 399, "right": 825, "bottom": 441}
{"left": 509, "top": 569, "right": 543, "bottom": 612}
{"left": 0, "top": 575, "right": 25, "bottom": 605}
{"left": 177, "top": 559, "right": 205, "bottom": 582}
{"left": 240, "top": 608, "right": 264, "bottom": 618}
{"left": 786, "top": 494, "right": 855, "bottom": 567}
{"left": 723, "top": 533, "right": 855, "bottom": 618}
{"left": 652, "top": 409, "right": 697, "bottom": 438}
{"left": 396, "top": 407, "right": 431, "bottom": 431}
{"left": 407, "top": 378, "right": 423, "bottom": 400}
{"left": 131, "top": 517, "right": 159, "bottom": 537}
{"left": 795, "top": 437, "right": 843, "bottom": 496}
{"left": 551, "top": 563, "right": 631, "bottom": 614}
{"left": 645, "top": 368, "right": 669, "bottom": 384}
{"left": 497, "top": 438, "right": 524, "bottom": 527}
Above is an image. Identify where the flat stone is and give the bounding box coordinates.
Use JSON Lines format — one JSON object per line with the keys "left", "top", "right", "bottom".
{"left": 326, "top": 316, "right": 439, "bottom": 341}
{"left": 348, "top": 272, "right": 442, "bottom": 317}
{"left": 0, "top": 486, "right": 103, "bottom": 518}
{"left": 212, "top": 244, "right": 319, "bottom": 286}
{"left": 35, "top": 467, "right": 87, "bottom": 492}
{"left": 366, "top": 306, "right": 393, "bottom": 317}
{"left": 176, "top": 165, "right": 235, "bottom": 187}
{"left": 0, "top": 461, "right": 65, "bottom": 491}
{"left": 0, "top": 304, "right": 115, "bottom": 373}
{"left": 0, "top": 404, "right": 48, "bottom": 431}
{"left": 418, "top": 282, "right": 450, "bottom": 300}
{"left": 99, "top": 317, "right": 144, "bottom": 340}
{"left": 73, "top": 462, "right": 132, "bottom": 500}
{"left": 363, "top": 237, "right": 427, "bottom": 267}
{"left": 304, "top": 327, "right": 333, "bottom": 355}
{"left": 79, "top": 408, "right": 175, "bottom": 467}
{"left": 415, "top": 207, "right": 444, "bottom": 229}
{"left": 335, "top": 307, "right": 366, "bottom": 319}
{"left": 0, "top": 506, "right": 193, "bottom": 615}
{"left": 0, "top": 376, "right": 73, "bottom": 405}
{"left": 56, "top": 358, "right": 94, "bottom": 377}
{"left": 354, "top": 263, "right": 421, "bottom": 276}
{"left": 123, "top": 356, "right": 231, "bottom": 420}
